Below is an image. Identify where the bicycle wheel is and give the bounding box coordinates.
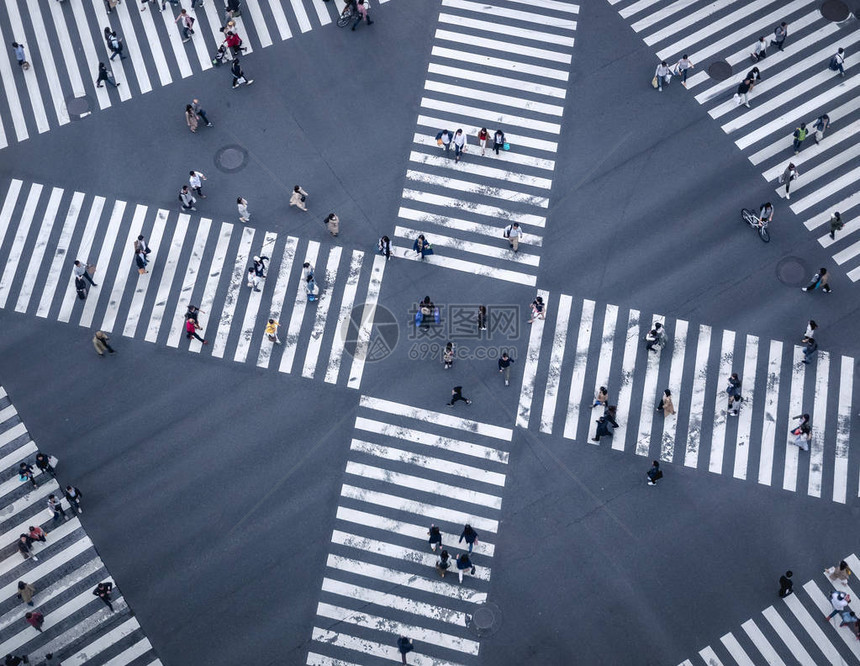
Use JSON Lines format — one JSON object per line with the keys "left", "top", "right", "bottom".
{"left": 337, "top": 11, "right": 352, "bottom": 27}
{"left": 759, "top": 225, "right": 770, "bottom": 243}
{"left": 741, "top": 208, "right": 754, "bottom": 225}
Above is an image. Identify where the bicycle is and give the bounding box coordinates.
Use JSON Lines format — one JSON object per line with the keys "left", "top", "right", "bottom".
{"left": 337, "top": 5, "right": 354, "bottom": 27}
{"left": 741, "top": 207, "right": 770, "bottom": 242}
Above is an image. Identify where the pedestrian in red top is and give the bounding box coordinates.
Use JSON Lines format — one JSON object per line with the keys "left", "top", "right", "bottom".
{"left": 28, "top": 525, "right": 46, "bottom": 543}
{"left": 25, "top": 611, "right": 44, "bottom": 631}
{"left": 223, "top": 31, "right": 244, "bottom": 58}
{"left": 186, "top": 318, "right": 207, "bottom": 345}
{"left": 477, "top": 128, "right": 489, "bottom": 156}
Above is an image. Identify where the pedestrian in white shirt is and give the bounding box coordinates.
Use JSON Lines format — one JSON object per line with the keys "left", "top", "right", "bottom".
{"left": 503, "top": 222, "right": 523, "bottom": 253}
{"left": 189, "top": 171, "right": 207, "bottom": 198}
{"left": 751, "top": 36, "right": 767, "bottom": 62}
{"left": 452, "top": 129, "right": 466, "bottom": 162}
{"left": 237, "top": 197, "right": 249, "bottom": 223}
{"left": 654, "top": 61, "right": 671, "bottom": 91}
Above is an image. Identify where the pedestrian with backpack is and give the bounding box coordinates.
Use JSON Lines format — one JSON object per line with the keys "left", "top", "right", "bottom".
{"left": 779, "top": 163, "right": 799, "bottom": 199}
{"left": 813, "top": 114, "right": 830, "bottom": 144}
{"left": 175, "top": 9, "right": 195, "bottom": 43}
{"left": 504, "top": 222, "right": 523, "bottom": 253}
{"left": 18, "top": 462, "right": 37, "bottom": 488}
{"left": 789, "top": 413, "right": 811, "bottom": 451}
{"left": 792, "top": 123, "right": 808, "bottom": 154}
{"left": 646, "top": 460, "right": 663, "bottom": 486}
{"left": 825, "top": 590, "right": 851, "bottom": 621}
{"left": 829, "top": 48, "right": 846, "bottom": 77}
{"left": 289, "top": 185, "right": 308, "bottom": 211}
{"left": 436, "top": 129, "right": 452, "bottom": 156}
{"left": 829, "top": 212, "right": 843, "bottom": 240}
{"left": 801, "top": 267, "right": 832, "bottom": 293}
{"left": 104, "top": 29, "right": 127, "bottom": 60}
{"left": 64, "top": 485, "right": 83, "bottom": 514}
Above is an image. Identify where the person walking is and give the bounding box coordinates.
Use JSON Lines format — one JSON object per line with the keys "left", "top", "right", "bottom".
{"left": 498, "top": 352, "right": 514, "bottom": 386}
{"left": 646, "top": 460, "right": 663, "bottom": 486}
{"left": 185, "top": 304, "right": 202, "bottom": 325}
{"left": 351, "top": 0, "right": 373, "bottom": 29}
{"left": 736, "top": 78, "right": 752, "bottom": 108}
{"left": 779, "top": 163, "right": 799, "bottom": 200}
{"left": 477, "top": 127, "right": 489, "bottom": 155}
{"left": 452, "top": 128, "right": 466, "bottom": 162}
{"left": 825, "top": 590, "right": 851, "bottom": 621}
{"left": 789, "top": 413, "right": 811, "bottom": 451}
{"left": 93, "top": 581, "right": 115, "bottom": 612}
{"left": 746, "top": 67, "right": 762, "bottom": 88}
{"left": 35, "top": 452, "right": 56, "bottom": 478}
{"left": 28, "top": 525, "right": 46, "bottom": 544}
{"left": 93, "top": 329, "right": 114, "bottom": 355}
{"left": 191, "top": 99, "right": 213, "bottom": 127}
{"left": 64, "top": 485, "right": 83, "bottom": 514}
{"left": 413, "top": 234, "right": 433, "bottom": 260}
{"left": 134, "top": 235, "right": 151, "bottom": 263}
{"left": 750, "top": 36, "right": 767, "bottom": 62}
{"left": 17, "top": 535, "right": 37, "bottom": 561}
{"left": 95, "top": 62, "right": 119, "bottom": 88}
{"left": 185, "top": 317, "right": 208, "bottom": 344}
{"left": 528, "top": 295, "right": 545, "bottom": 323}
{"left": 442, "top": 342, "right": 454, "bottom": 370}
{"left": 290, "top": 185, "right": 308, "bottom": 211}
{"left": 792, "top": 123, "right": 808, "bottom": 155}
{"left": 456, "top": 552, "right": 475, "bottom": 584}
{"left": 325, "top": 213, "right": 339, "bottom": 237}
{"left": 593, "top": 386, "right": 609, "bottom": 409}
{"left": 592, "top": 406, "right": 619, "bottom": 442}
{"left": 230, "top": 58, "right": 254, "bottom": 88}
{"left": 223, "top": 30, "right": 245, "bottom": 58}
{"left": 18, "top": 462, "right": 37, "bottom": 488}
{"left": 829, "top": 48, "right": 846, "bottom": 77}
{"left": 772, "top": 22, "right": 788, "bottom": 51}
{"left": 448, "top": 386, "right": 471, "bottom": 407}
{"left": 189, "top": 171, "right": 207, "bottom": 197}
{"left": 674, "top": 54, "right": 694, "bottom": 86}
{"left": 645, "top": 322, "right": 666, "bottom": 352}
{"left": 135, "top": 250, "right": 148, "bottom": 275}
{"left": 396, "top": 636, "right": 413, "bottom": 665}
{"left": 237, "top": 197, "right": 250, "bottom": 223}
{"left": 24, "top": 611, "right": 44, "bottom": 632}
{"left": 825, "top": 560, "right": 852, "bottom": 587}
{"left": 378, "top": 235, "right": 391, "bottom": 260}
{"left": 504, "top": 222, "right": 523, "bottom": 253}
{"left": 179, "top": 185, "right": 197, "bottom": 212}
{"left": 477, "top": 305, "right": 487, "bottom": 332}
{"left": 656, "top": 388, "right": 675, "bottom": 416}
{"left": 654, "top": 60, "right": 671, "bottom": 91}
{"left": 436, "top": 129, "right": 452, "bottom": 156}
{"left": 813, "top": 114, "right": 830, "bottom": 144}
{"left": 11, "top": 41, "right": 27, "bottom": 69}
{"left": 185, "top": 105, "right": 198, "bottom": 133}
{"left": 428, "top": 525, "right": 442, "bottom": 552}
{"left": 778, "top": 570, "right": 793, "bottom": 597}
{"left": 48, "top": 494, "right": 67, "bottom": 522}
{"left": 459, "top": 525, "right": 478, "bottom": 553}
{"left": 247, "top": 267, "right": 261, "bottom": 292}
{"left": 801, "top": 267, "right": 832, "bottom": 293}
{"left": 493, "top": 129, "right": 506, "bottom": 155}
{"left": 726, "top": 372, "right": 743, "bottom": 416}
{"left": 175, "top": 9, "right": 196, "bottom": 42}
{"left": 801, "top": 336, "right": 818, "bottom": 365}
{"left": 436, "top": 549, "right": 451, "bottom": 577}
{"left": 74, "top": 260, "right": 97, "bottom": 287}
{"left": 16, "top": 581, "right": 36, "bottom": 606}
{"left": 265, "top": 319, "right": 281, "bottom": 344}
{"left": 829, "top": 212, "right": 843, "bottom": 240}
{"left": 802, "top": 319, "right": 818, "bottom": 343}
{"left": 106, "top": 30, "right": 127, "bottom": 60}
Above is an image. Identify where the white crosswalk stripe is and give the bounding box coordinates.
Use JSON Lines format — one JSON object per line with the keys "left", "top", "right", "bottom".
{"left": 608, "top": 0, "right": 860, "bottom": 281}
{"left": 0, "top": 389, "right": 162, "bottom": 664}
{"left": 0, "top": 0, "right": 356, "bottom": 146}
{"left": 519, "top": 291, "right": 856, "bottom": 502}
{"left": 0, "top": 178, "right": 384, "bottom": 389}
{"left": 386, "top": 0, "right": 578, "bottom": 286}
{"left": 685, "top": 555, "right": 860, "bottom": 666}
{"left": 307, "top": 396, "right": 513, "bottom": 665}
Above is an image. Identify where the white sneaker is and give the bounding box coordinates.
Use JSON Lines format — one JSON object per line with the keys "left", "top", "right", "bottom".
{"left": 505, "top": 380, "right": 509, "bottom": 386}
{"left": 246, "top": 79, "right": 254, "bottom": 85}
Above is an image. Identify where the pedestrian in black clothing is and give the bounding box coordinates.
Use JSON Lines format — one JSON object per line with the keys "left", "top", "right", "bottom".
{"left": 436, "top": 549, "right": 450, "bottom": 577}
{"left": 253, "top": 255, "right": 269, "bottom": 277}
{"left": 104, "top": 28, "right": 127, "bottom": 60}
{"left": 793, "top": 123, "right": 808, "bottom": 154}
{"left": 17, "top": 535, "right": 37, "bottom": 561}
{"left": 351, "top": 0, "right": 373, "bottom": 29}
{"left": 94, "top": 581, "right": 115, "bottom": 611}
{"left": 646, "top": 460, "right": 663, "bottom": 486}
{"left": 185, "top": 304, "right": 203, "bottom": 324}
{"left": 829, "top": 212, "right": 843, "bottom": 240}
{"left": 736, "top": 78, "right": 752, "bottom": 108}
{"left": 477, "top": 305, "right": 487, "bottom": 332}
{"left": 65, "top": 486, "right": 83, "bottom": 514}
{"left": 772, "top": 21, "right": 787, "bottom": 51}
{"left": 427, "top": 524, "right": 442, "bottom": 552}
{"left": 18, "top": 462, "right": 36, "bottom": 488}
{"left": 378, "top": 235, "right": 391, "bottom": 260}
{"left": 191, "top": 98, "right": 213, "bottom": 127}
{"left": 779, "top": 570, "right": 793, "bottom": 597}
{"left": 448, "top": 386, "right": 471, "bottom": 407}
{"left": 592, "top": 406, "right": 619, "bottom": 442}
{"left": 35, "top": 452, "right": 56, "bottom": 478}
{"left": 456, "top": 553, "right": 475, "bottom": 584}
{"left": 726, "top": 372, "right": 743, "bottom": 415}
{"left": 95, "top": 62, "right": 119, "bottom": 88}
{"left": 230, "top": 58, "right": 253, "bottom": 88}
{"left": 802, "top": 267, "right": 832, "bottom": 293}
{"left": 74, "top": 260, "right": 97, "bottom": 287}
{"left": 493, "top": 129, "right": 505, "bottom": 155}
{"left": 801, "top": 337, "right": 818, "bottom": 365}
{"left": 498, "top": 352, "right": 514, "bottom": 386}
{"left": 48, "top": 494, "right": 67, "bottom": 522}
{"left": 397, "top": 636, "right": 413, "bottom": 665}
{"left": 459, "top": 524, "right": 478, "bottom": 553}
{"left": 645, "top": 322, "right": 665, "bottom": 351}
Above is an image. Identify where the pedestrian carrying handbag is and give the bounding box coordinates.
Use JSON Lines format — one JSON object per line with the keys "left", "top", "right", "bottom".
{"left": 503, "top": 142, "right": 510, "bottom": 150}
{"left": 300, "top": 195, "right": 306, "bottom": 202}
{"left": 138, "top": 267, "right": 146, "bottom": 275}
{"left": 651, "top": 76, "right": 658, "bottom": 88}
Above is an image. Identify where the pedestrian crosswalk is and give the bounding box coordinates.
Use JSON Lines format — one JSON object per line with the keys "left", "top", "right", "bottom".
{"left": 0, "top": 386, "right": 163, "bottom": 665}
{"left": 0, "top": 178, "right": 386, "bottom": 388}
{"left": 607, "top": 0, "right": 860, "bottom": 281}
{"left": 683, "top": 553, "right": 860, "bottom": 666}
{"left": 0, "top": 0, "right": 388, "bottom": 148}
{"left": 306, "top": 395, "right": 512, "bottom": 665}
{"left": 516, "top": 292, "right": 856, "bottom": 503}
{"left": 388, "top": 0, "right": 579, "bottom": 286}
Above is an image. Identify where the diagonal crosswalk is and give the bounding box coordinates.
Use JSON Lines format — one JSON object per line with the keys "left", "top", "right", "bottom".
{"left": 0, "top": 0, "right": 391, "bottom": 148}
{"left": 0, "top": 178, "right": 385, "bottom": 388}
{"left": 388, "top": 0, "right": 579, "bottom": 286}
{"left": 0, "top": 386, "right": 163, "bottom": 665}
{"left": 306, "top": 395, "right": 512, "bottom": 665}
{"left": 683, "top": 553, "right": 860, "bottom": 666}
{"left": 516, "top": 292, "right": 856, "bottom": 503}
{"left": 606, "top": 0, "right": 860, "bottom": 281}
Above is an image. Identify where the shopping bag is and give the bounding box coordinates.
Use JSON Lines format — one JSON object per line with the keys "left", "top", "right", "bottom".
{"left": 651, "top": 76, "right": 658, "bottom": 89}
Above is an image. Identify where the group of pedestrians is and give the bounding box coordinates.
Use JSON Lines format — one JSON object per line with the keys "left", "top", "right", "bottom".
{"left": 436, "top": 127, "right": 507, "bottom": 161}
{"left": 778, "top": 560, "right": 859, "bottom": 637}
{"left": 427, "top": 523, "right": 479, "bottom": 584}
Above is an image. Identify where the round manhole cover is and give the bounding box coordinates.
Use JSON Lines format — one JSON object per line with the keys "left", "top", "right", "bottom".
{"left": 467, "top": 602, "right": 502, "bottom": 637}
{"left": 821, "top": 0, "right": 850, "bottom": 21}
{"left": 777, "top": 257, "right": 809, "bottom": 286}
{"left": 66, "top": 96, "right": 91, "bottom": 119}
{"left": 707, "top": 60, "right": 733, "bottom": 81}
{"left": 215, "top": 144, "right": 249, "bottom": 173}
